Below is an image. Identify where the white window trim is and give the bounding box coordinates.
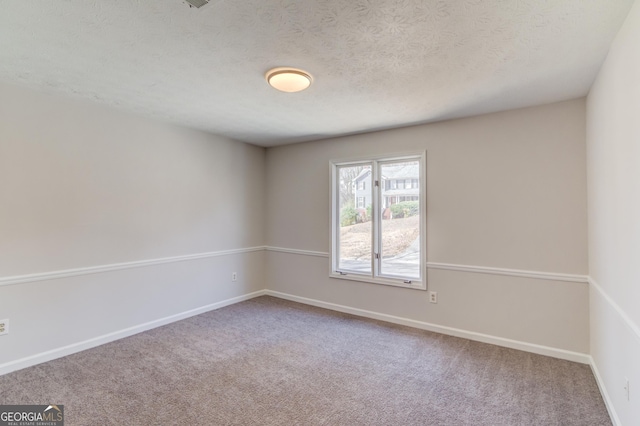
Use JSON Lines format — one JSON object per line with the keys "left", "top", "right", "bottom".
{"left": 330, "top": 152, "right": 427, "bottom": 290}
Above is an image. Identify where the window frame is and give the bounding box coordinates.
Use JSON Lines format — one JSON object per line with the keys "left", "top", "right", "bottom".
{"left": 330, "top": 152, "right": 427, "bottom": 290}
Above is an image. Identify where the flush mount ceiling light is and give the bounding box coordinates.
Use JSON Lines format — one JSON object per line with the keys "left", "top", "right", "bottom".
{"left": 183, "top": 0, "right": 209, "bottom": 7}
{"left": 265, "top": 67, "right": 312, "bottom": 93}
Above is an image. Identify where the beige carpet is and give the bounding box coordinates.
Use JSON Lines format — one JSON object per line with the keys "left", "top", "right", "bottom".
{"left": 0, "top": 296, "right": 611, "bottom": 425}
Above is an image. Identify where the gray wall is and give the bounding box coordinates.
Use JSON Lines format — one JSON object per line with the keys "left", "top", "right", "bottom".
{"left": 587, "top": 0, "right": 640, "bottom": 423}
{"left": 265, "top": 99, "right": 589, "bottom": 354}
{"left": 0, "top": 82, "right": 266, "bottom": 367}
{"left": 0, "top": 68, "right": 604, "bottom": 383}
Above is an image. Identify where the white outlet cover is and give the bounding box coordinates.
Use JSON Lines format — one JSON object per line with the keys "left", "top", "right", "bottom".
{"left": 625, "top": 377, "right": 630, "bottom": 401}
{"left": 0, "top": 319, "right": 9, "bottom": 335}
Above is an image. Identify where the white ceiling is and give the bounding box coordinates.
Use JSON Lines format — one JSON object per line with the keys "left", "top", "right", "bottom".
{"left": 0, "top": 0, "right": 634, "bottom": 147}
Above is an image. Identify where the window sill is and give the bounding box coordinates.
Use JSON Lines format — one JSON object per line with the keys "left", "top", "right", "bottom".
{"left": 329, "top": 272, "right": 426, "bottom": 290}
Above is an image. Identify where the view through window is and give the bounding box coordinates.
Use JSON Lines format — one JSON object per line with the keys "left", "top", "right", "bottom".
{"left": 331, "top": 154, "right": 425, "bottom": 289}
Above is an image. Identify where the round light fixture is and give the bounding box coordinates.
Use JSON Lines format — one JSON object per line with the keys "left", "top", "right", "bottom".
{"left": 266, "top": 67, "right": 312, "bottom": 93}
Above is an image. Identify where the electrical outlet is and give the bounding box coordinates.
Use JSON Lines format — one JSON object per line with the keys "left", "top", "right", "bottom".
{"left": 429, "top": 291, "right": 438, "bottom": 304}
{"left": 0, "top": 319, "right": 9, "bottom": 336}
{"left": 232, "top": 272, "right": 237, "bottom": 282}
{"left": 624, "top": 378, "right": 630, "bottom": 401}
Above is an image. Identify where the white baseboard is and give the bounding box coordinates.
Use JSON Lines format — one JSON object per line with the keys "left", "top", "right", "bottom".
{"left": 0, "top": 287, "right": 591, "bottom": 372}
{"left": 589, "top": 356, "right": 621, "bottom": 426}
{"left": 0, "top": 290, "right": 267, "bottom": 376}
{"left": 2, "top": 287, "right": 609, "bottom": 422}
{"left": 265, "top": 290, "right": 591, "bottom": 364}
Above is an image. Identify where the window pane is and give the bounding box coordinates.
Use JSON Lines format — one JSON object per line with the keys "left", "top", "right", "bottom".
{"left": 380, "top": 161, "right": 420, "bottom": 279}
{"left": 338, "top": 164, "right": 372, "bottom": 274}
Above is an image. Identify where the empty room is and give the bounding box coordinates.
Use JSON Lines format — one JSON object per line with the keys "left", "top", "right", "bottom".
{"left": 0, "top": 0, "right": 639, "bottom": 425}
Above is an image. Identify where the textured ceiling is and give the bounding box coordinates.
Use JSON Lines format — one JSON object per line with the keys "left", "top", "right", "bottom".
{"left": 0, "top": 0, "right": 634, "bottom": 146}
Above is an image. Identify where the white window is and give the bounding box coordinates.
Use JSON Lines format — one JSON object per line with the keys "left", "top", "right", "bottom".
{"left": 357, "top": 197, "right": 365, "bottom": 208}
{"left": 330, "top": 153, "right": 426, "bottom": 290}
{"left": 357, "top": 181, "right": 365, "bottom": 190}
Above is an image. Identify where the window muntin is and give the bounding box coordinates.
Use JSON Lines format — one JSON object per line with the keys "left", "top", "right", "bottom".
{"left": 331, "top": 153, "right": 426, "bottom": 289}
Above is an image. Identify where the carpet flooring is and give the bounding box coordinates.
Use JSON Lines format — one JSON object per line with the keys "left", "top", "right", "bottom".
{"left": 0, "top": 296, "right": 611, "bottom": 425}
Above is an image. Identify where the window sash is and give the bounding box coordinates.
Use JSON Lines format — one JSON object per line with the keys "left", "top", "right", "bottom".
{"left": 330, "top": 153, "right": 426, "bottom": 290}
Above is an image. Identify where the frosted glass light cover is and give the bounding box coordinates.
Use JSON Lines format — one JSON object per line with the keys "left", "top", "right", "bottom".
{"left": 266, "top": 68, "right": 312, "bottom": 93}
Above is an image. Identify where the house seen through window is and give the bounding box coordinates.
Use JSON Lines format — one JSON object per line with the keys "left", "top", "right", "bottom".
{"left": 331, "top": 153, "right": 426, "bottom": 289}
